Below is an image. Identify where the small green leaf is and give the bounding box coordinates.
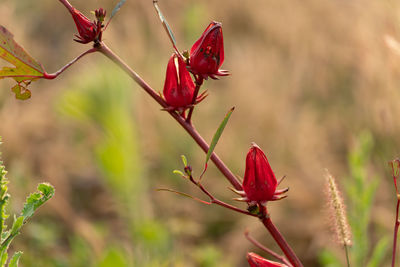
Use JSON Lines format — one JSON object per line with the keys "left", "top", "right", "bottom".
{"left": 21, "top": 183, "right": 54, "bottom": 222}
{"left": 10, "top": 216, "right": 23, "bottom": 236}
{"left": 200, "top": 107, "right": 234, "bottom": 180}
{"left": 8, "top": 251, "right": 22, "bottom": 267}
{"left": 153, "top": 1, "right": 178, "bottom": 51}
{"left": 181, "top": 155, "right": 188, "bottom": 167}
{"left": 172, "top": 170, "right": 184, "bottom": 176}
{"left": 110, "top": 0, "right": 127, "bottom": 20}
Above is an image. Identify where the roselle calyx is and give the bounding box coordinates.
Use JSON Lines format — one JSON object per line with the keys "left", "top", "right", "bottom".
{"left": 64, "top": 4, "right": 104, "bottom": 44}
{"left": 247, "top": 253, "right": 288, "bottom": 267}
{"left": 163, "top": 53, "right": 195, "bottom": 110}
{"left": 242, "top": 143, "right": 288, "bottom": 203}
{"left": 189, "top": 21, "right": 229, "bottom": 80}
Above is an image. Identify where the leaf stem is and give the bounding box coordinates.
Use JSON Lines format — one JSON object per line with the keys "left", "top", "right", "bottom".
{"left": 43, "top": 47, "right": 98, "bottom": 80}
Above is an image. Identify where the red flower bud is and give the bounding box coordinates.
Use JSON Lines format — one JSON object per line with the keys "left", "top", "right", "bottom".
{"left": 247, "top": 253, "right": 288, "bottom": 267}
{"left": 70, "top": 7, "right": 101, "bottom": 44}
{"left": 189, "top": 21, "right": 229, "bottom": 80}
{"left": 243, "top": 143, "right": 278, "bottom": 203}
{"left": 163, "top": 54, "right": 195, "bottom": 109}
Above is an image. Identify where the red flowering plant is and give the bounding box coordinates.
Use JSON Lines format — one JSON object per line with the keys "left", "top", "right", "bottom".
{"left": 0, "top": 0, "right": 312, "bottom": 266}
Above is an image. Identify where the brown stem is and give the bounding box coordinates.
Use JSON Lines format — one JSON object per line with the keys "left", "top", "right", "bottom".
{"left": 97, "top": 42, "right": 302, "bottom": 266}
{"left": 392, "top": 198, "right": 400, "bottom": 267}
{"left": 244, "top": 230, "right": 292, "bottom": 267}
{"left": 43, "top": 48, "right": 97, "bottom": 80}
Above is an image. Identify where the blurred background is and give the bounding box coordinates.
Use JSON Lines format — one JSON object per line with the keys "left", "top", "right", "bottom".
{"left": 1, "top": 0, "right": 400, "bottom": 266}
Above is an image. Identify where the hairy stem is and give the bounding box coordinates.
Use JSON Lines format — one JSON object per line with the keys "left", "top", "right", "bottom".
{"left": 98, "top": 42, "right": 242, "bottom": 190}
{"left": 43, "top": 48, "right": 98, "bottom": 80}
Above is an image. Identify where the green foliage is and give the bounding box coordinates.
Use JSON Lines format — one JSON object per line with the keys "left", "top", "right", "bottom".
{"left": 319, "top": 131, "right": 389, "bottom": 266}
{"left": 0, "top": 140, "right": 54, "bottom": 267}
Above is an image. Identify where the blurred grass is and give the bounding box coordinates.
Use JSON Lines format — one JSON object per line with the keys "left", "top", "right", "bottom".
{"left": 1, "top": 0, "right": 400, "bottom": 266}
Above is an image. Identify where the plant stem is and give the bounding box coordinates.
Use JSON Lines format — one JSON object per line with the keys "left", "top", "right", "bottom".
{"left": 260, "top": 206, "right": 303, "bottom": 267}
{"left": 194, "top": 180, "right": 256, "bottom": 217}
{"left": 43, "top": 48, "right": 98, "bottom": 80}
{"left": 97, "top": 42, "right": 302, "bottom": 266}
{"left": 98, "top": 42, "right": 242, "bottom": 190}
{"left": 186, "top": 77, "right": 203, "bottom": 124}
{"left": 58, "top": 0, "right": 74, "bottom": 13}
{"left": 344, "top": 243, "right": 350, "bottom": 267}
{"left": 392, "top": 198, "right": 400, "bottom": 267}
{"left": 244, "top": 230, "right": 292, "bottom": 267}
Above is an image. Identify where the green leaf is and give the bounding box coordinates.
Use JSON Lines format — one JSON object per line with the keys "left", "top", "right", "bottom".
{"left": 20, "top": 183, "right": 54, "bottom": 221}
{"left": 10, "top": 216, "right": 23, "bottom": 236}
{"left": 366, "top": 237, "right": 389, "bottom": 267}
{"left": 0, "top": 251, "right": 7, "bottom": 267}
{"left": 110, "top": 0, "right": 127, "bottom": 20}
{"left": 8, "top": 251, "right": 22, "bottom": 267}
{"left": 200, "top": 107, "right": 234, "bottom": 179}
{"left": 172, "top": 170, "right": 184, "bottom": 176}
{"left": 0, "top": 26, "right": 45, "bottom": 100}
{"left": 153, "top": 1, "right": 178, "bottom": 51}
{"left": 181, "top": 155, "right": 188, "bottom": 167}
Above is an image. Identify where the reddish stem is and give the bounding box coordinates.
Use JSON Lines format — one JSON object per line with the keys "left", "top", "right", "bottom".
{"left": 43, "top": 48, "right": 97, "bottom": 80}
{"left": 186, "top": 76, "right": 203, "bottom": 124}
{"left": 392, "top": 198, "right": 400, "bottom": 267}
{"left": 261, "top": 214, "right": 303, "bottom": 267}
{"left": 244, "top": 230, "right": 292, "bottom": 267}
{"left": 97, "top": 42, "right": 302, "bottom": 266}
{"left": 98, "top": 42, "right": 242, "bottom": 190}
{"left": 58, "top": 0, "right": 74, "bottom": 13}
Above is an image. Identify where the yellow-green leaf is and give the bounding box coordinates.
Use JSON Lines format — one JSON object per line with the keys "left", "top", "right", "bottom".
{"left": 0, "top": 26, "right": 45, "bottom": 100}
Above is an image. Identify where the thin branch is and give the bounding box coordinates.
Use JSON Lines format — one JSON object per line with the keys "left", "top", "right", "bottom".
{"left": 43, "top": 48, "right": 98, "bottom": 80}
{"left": 244, "top": 230, "right": 292, "bottom": 267}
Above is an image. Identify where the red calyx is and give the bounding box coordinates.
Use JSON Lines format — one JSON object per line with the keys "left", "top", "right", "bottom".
{"left": 189, "top": 21, "right": 229, "bottom": 80}
{"left": 70, "top": 7, "right": 102, "bottom": 44}
{"left": 247, "top": 253, "right": 288, "bottom": 267}
{"left": 163, "top": 54, "right": 195, "bottom": 110}
{"left": 243, "top": 143, "right": 279, "bottom": 203}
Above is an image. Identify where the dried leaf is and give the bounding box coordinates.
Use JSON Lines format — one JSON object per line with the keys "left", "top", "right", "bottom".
{"left": 0, "top": 26, "right": 45, "bottom": 100}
